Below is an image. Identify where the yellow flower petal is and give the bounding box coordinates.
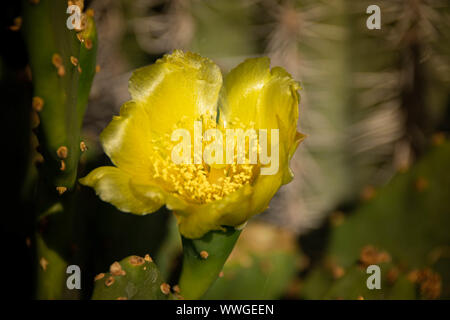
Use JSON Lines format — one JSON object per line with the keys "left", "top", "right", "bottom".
{"left": 129, "top": 50, "right": 222, "bottom": 134}
{"left": 101, "top": 50, "right": 223, "bottom": 174}
{"left": 100, "top": 101, "right": 155, "bottom": 176}
{"left": 218, "top": 57, "right": 303, "bottom": 214}
{"left": 219, "top": 58, "right": 300, "bottom": 131}
{"left": 172, "top": 184, "right": 254, "bottom": 239}
{"left": 79, "top": 166, "right": 164, "bottom": 214}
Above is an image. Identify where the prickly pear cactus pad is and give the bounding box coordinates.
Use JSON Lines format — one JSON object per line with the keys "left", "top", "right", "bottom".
{"left": 301, "top": 141, "right": 450, "bottom": 300}
{"left": 22, "top": 0, "right": 97, "bottom": 190}
{"left": 20, "top": 0, "right": 98, "bottom": 300}
{"left": 92, "top": 255, "right": 173, "bottom": 300}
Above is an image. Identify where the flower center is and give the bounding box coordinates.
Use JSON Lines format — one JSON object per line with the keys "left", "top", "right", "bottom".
{"left": 150, "top": 115, "right": 258, "bottom": 204}
{"left": 153, "top": 161, "right": 255, "bottom": 204}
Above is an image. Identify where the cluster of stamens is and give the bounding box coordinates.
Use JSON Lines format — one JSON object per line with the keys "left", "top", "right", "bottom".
{"left": 149, "top": 115, "right": 258, "bottom": 204}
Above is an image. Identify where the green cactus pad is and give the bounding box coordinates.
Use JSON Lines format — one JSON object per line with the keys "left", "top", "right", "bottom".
{"left": 92, "top": 255, "right": 172, "bottom": 300}
{"left": 22, "top": 0, "right": 97, "bottom": 190}
{"left": 302, "top": 141, "right": 450, "bottom": 299}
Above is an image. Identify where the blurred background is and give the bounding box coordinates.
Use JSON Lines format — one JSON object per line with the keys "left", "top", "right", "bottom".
{"left": 1, "top": 0, "right": 449, "bottom": 299}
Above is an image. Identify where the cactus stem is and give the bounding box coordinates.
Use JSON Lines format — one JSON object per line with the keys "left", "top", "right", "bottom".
{"left": 179, "top": 227, "right": 241, "bottom": 299}
{"left": 24, "top": 0, "right": 98, "bottom": 299}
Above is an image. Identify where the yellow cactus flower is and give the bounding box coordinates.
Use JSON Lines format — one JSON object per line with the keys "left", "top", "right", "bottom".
{"left": 80, "top": 50, "right": 304, "bottom": 239}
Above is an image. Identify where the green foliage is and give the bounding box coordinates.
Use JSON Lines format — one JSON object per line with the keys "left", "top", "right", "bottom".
{"left": 301, "top": 141, "right": 450, "bottom": 299}
{"left": 92, "top": 255, "right": 171, "bottom": 300}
